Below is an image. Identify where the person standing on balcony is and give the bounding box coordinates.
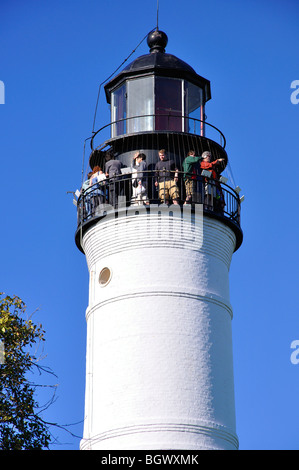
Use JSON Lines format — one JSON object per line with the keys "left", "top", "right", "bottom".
{"left": 95, "top": 167, "right": 107, "bottom": 204}
{"left": 89, "top": 166, "right": 107, "bottom": 210}
{"left": 132, "top": 152, "right": 149, "bottom": 205}
{"left": 105, "top": 150, "right": 123, "bottom": 207}
{"left": 182, "top": 150, "right": 202, "bottom": 204}
{"left": 200, "top": 151, "right": 225, "bottom": 210}
{"left": 154, "top": 149, "right": 179, "bottom": 205}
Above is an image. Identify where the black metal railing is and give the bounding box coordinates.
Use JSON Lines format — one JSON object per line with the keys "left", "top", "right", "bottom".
{"left": 76, "top": 171, "right": 241, "bottom": 229}
{"left": 90, "top": 115, "right": 227, "bottom": 150}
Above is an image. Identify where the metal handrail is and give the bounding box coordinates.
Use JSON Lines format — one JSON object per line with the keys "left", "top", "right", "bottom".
{"left": 90, "top": 114, "right": 226, "bottom": 150}
{"left": 76, "top": 170, "right": 240, "bottom": 228}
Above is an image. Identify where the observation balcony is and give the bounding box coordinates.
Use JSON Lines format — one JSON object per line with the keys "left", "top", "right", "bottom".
{"left": 88, "top": 115, "right": 228, "bottom": 171}
{"left": 75, "top": 170, "right": 243, "bottom": 253}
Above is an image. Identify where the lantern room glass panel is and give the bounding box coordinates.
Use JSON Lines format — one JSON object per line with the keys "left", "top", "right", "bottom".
{"left": 127, "top": 76, "right": 154, "bottom": 133}
{"left": 111, "top": 84, "right": 126, "bottom": 137}
{"left": 155, "top": 77, "right": 183, "bottom": 131}
{"left": 185, "top": 81, "right": 204, "bottom": 136}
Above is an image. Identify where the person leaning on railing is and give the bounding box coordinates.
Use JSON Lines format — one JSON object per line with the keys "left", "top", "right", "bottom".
{"left": 154, "top": 149, "right": 179, "bottom": 205}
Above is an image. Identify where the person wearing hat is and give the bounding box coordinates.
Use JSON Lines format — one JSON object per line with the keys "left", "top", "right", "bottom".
{"left": 200, "top": 151, "right": 225, "bottom": 210}
{"left": 200, "top": 151, "right": 224, "bottom": 179}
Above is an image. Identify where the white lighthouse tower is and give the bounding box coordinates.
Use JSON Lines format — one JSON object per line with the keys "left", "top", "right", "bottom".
{"left": 75, "top": 29, "right": 243, "bottom": 451}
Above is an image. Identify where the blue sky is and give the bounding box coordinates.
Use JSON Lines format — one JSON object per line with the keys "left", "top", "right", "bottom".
{"left": 1, "top": 0, "right": 299, "bottom": 450}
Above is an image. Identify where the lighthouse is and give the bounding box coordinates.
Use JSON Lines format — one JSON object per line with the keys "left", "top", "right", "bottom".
{"left": 75, "top": 29, "right": 243, "bottom": 451}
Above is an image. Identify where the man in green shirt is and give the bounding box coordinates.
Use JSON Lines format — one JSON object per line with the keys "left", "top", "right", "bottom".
{"left": 182, "top": 150, "right": 202, "bottom": 204}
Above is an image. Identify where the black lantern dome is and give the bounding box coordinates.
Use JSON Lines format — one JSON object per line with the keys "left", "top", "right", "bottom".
{"left": 104, "top": 30, "right": 211, "bottom": 105}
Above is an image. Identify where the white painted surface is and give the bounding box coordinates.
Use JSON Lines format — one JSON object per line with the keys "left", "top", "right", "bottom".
{"left": 80, "top": 207, "right": 238, "bottom": 450}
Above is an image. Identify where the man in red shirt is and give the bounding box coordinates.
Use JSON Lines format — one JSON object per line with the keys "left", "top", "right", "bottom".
{"left": 200, "top": 151, "right": 225, "bottom": 210}
{"left": 200, "top": 151, "right": 224, "bottom": 177}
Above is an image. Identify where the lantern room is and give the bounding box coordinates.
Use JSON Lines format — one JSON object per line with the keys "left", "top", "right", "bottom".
{"left": 104, "top": 30, "right": 211, "bottom": 138}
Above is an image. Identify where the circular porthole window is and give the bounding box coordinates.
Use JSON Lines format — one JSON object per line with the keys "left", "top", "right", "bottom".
{"left": 99, "top": 267, "right": 112, "bottom": 287}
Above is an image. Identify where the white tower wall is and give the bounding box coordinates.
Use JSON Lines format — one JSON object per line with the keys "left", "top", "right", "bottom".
{"left": 80, "top": 205, "right": 238, "bottom": 450}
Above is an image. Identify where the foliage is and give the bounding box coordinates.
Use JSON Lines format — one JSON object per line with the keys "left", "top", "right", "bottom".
{"left": 0, "top": 293, "right": 52, "bottom": 450}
